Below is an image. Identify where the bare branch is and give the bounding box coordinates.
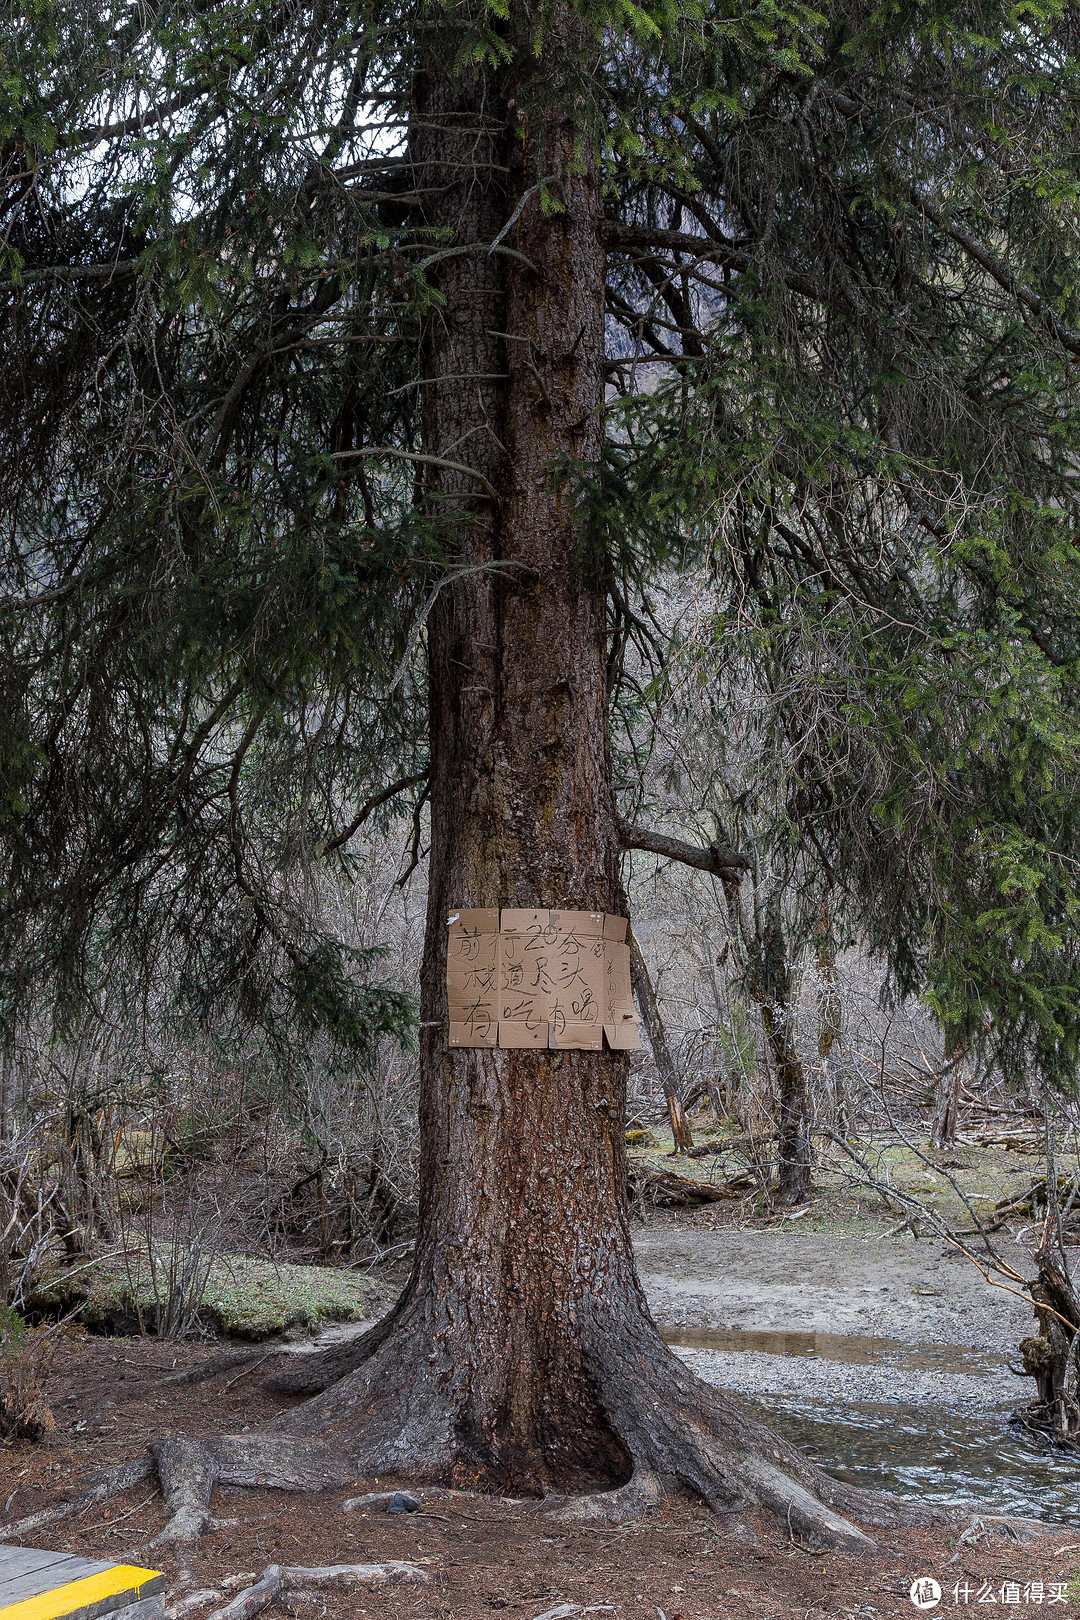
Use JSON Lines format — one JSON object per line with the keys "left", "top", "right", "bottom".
{"left": 323, "top": 770, "right": 429, "bottom": 857}
{"left": 919, "top": 201, "right": 1080, "bottom": 359}
{"left": 617, "top": 820, "right": 750, "bottom": 879}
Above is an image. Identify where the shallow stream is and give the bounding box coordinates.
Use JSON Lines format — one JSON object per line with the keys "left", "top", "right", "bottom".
{"left": 663, "top": 1324, "right": 1002, "bottom": 1377}
{"left": 661, "top": 1325, "right": 1080, "bottom": 1522}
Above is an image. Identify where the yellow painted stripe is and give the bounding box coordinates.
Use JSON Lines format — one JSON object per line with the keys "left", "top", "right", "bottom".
{"left": 0, "top": 1564, "right": 162, "bottom": 1620}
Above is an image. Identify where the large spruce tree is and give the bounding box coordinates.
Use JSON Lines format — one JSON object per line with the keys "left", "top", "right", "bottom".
{"left": 4, "top": 0, "right": 1080, "bottom": 1545}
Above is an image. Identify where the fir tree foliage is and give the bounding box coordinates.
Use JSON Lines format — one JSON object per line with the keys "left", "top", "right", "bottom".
{"left": 2, "top": 0, "right": 1080, "bottom": 1086}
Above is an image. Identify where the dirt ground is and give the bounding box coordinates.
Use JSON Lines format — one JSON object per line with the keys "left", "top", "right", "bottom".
{"left": 0, "top": 1330, "right": 1077, "bottom": 1620}
{"left": 4, "top": 1148, "right": 1079, "bottom": 1620}
{"left": 635, "top": 1220, "right": 1034, "bottom": 1348}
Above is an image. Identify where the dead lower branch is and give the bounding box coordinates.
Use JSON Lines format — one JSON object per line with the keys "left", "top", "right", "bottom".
{"left": 617, "top": 821, "right": 750, "bottom": 880}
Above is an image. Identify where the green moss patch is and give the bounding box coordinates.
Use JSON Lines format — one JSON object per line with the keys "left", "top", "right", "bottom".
{"left": 34, "top": 1251, "right": 386, "bottom": 1340}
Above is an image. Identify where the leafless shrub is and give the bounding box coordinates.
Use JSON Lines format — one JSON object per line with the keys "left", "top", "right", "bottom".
{"left": 0, "top": 1318, "right": 58, "bottom": 1441}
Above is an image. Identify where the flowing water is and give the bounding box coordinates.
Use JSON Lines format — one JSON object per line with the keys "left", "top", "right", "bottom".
{"left": 661, "top": 1325, "right": 1080, "bottom": 1522}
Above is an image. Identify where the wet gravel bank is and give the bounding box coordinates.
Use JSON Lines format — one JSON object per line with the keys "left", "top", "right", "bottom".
{"left": 671, "top": 1343, "right": 1019, "bottom": 1412}
{"left": 636, "top": 1226, "right": 1040, "bottom": 1349}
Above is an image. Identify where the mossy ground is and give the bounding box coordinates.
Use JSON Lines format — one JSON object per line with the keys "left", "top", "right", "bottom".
{"left": 35, "top": 1251, "right": 389, "bottom": 1339}
{"left": 627, "top": 1114, "right": 1046, "bottom": 1238}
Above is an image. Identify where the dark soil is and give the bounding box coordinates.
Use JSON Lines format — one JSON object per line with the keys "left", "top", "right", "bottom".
{"left": 1, "top": 1332, "right": 1077, "bottom": 1619}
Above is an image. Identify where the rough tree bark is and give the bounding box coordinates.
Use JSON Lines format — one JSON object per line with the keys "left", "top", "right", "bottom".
{"left": 1015, "top": 1120, "right": 1080, "bottom": 1444}
{"left": 749, "top": 896, "right": 813, "bottom": 1208}
{"left": 815, "top": 914, "right": 854, "bottom": 1141}
{"left": 722, "top": 876, "right": 813, "bottom": 1209}
{"left": 931, "top": 1038, "right": 963, "bottom": 1150}
{"left": 146, "top": 8, "right": 988, "bottom": 1550}
{"left": 629, "top": 930, "right": 694, "bottom": 1153}
{"left": 764, "top": 1006, "right": 813, "bottom": 1210}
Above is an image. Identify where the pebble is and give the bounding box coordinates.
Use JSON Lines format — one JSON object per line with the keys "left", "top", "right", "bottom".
{"left": 385, "top": 1491, "right": 423, "bottom": 1513}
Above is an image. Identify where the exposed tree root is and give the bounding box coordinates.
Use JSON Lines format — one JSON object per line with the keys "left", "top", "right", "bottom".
{"left": 546, "top": 1468, "right": 665, "bottom": 1523}
{"left": 264, "top": 1310, "right": 397, "bottom": 1397}
{"left": 134, "top": 1291, "right": 1055, "bottom": 1557}
{"left": 10, "top": 1294, "right": 1058, "bottom": 1558}
{"left": 342, "top": 1488, "right": 451, "bottom": 1510}
{"left": 0, "top": 1455, "right": 155, "bottom": 1539}
{"left": 203, "top": 1563, "right": 429, "bottom": 1620}
{"left": 150, "top": 1436, "right": 357, "bottom": 1545}
{"left": 17, "top": 1280, "right": 1055, "bottom": 1557}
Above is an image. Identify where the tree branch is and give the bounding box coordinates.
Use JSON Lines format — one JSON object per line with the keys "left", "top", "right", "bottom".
{"left": 0, "top": 262, "right": 139, "bottom": 291}
{"left": 617, "top": 820, "right": 750, "bottom": 879}
{"left": 58, "top": 86, "right": 209, "bottom": 150}
{"left": 323, "top": 770, "right": 429, "bottom": 856}
{"left": 605, "top": 223, "right": 831, "bottom": 307}
{"left": 919, "top": 201, "right": 1080, "bottom": 359}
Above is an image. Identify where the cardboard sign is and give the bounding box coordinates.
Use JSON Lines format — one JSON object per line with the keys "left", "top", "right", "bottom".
{"left": 446, "top": 908, "right": 640, "bottom": 1050}
{"left": 498, "top": 1021, "right": 548, "bottom": 1048}
{"left": 447, "top": 908, "right": 500, "bottom": 934}
{"left": 549, "top": 1020, "right": 603, "bottom": 1051}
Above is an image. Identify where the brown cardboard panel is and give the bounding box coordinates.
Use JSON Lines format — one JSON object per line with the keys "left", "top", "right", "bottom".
{"left": 549, "top": 992, "right": 603, "bottom": 1031}
{"left": 497, "top": 989, "right": 547, "bottom": 1025}
{"left": 549, "top": 948, "right": 605, "bottom": 1023}
{"left": 547, "top": 909, "right": 605, "bottom": 937}
{"left": 603, "top": 913, "right": 629, "bottom": 942}
{"left": 549, "top": 930, "right": 607, "bottom": 968}
{"left": 496, "top": 948, "right": 532, "bottom": 991}
{"left": 563, "top": 988, "right": 605, "bottom": 1025}
{"left": 449, "top": 1021, "right": 497, "bottom": 1048}
{"left": 447, "top": 978, "right": 499, "bottom": 1037}
{"left": 503, "top": 942, "right": 564, "bottom": 1000}
{"left": 498, "top": 1021, "right": 549, "bottom": 1049}
{"left": 447, "top": 907, "right": 500, "bottom": 934}
{"left": 500, "top": 908, "right": 550, "bottom": 933}
{"left": 549, "top": 1021, "right": 603, "bottom": 1051}
{"left": 548, "top": 945, "right": 605, "bottom": 998}
{"left": 447, "top": 930, "right": 500, "bottom": 971}
{"left": 604, "top": 1022, "right": 642, "bottom": 1050}
{"left": 603, "top": 941, "right": 634, "bottom": 1008}
{"left": 446, "top": 965, "right": 500, "bottom": 999}
{"left": 602, "top": 981, "right": 632, "bottom": 1025}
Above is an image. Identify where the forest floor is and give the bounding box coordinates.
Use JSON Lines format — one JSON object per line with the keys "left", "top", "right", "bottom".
{"left": 2, "top": 1130, "right": 1078, "bottom": 1619}
{"left": 0, "top": 1325, "right": 1074, "bottom": 1620}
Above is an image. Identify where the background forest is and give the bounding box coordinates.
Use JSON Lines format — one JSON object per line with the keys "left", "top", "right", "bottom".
{"left": 3, "top": 0, "right": 1080, "bottom": 1562}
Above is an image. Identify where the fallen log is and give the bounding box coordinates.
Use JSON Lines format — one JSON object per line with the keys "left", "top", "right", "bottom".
{"left": 627, "top": 1167, "right": 756, "bottom": 1206}
{"left": 958, "top": 1130, "right": 1041, "bottom": 1152}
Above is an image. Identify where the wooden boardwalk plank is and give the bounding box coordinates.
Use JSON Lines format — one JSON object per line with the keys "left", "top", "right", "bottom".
{"left": 0, "top": 1566, "right": 117, "bottom": 1603}
{"left": 0, "top": 1549, "right": 162, "bottom": 1620}
{"left": 0, "top": 1552, "right": 109, "bottom": 1588}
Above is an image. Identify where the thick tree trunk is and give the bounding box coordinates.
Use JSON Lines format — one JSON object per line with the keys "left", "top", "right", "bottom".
{"left": 145, "top": 10, "right": 984, "bottom": 1551}
{"left": 629, "top": 931, "right": 694, "bottom": 1153}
